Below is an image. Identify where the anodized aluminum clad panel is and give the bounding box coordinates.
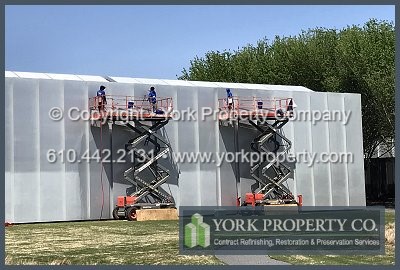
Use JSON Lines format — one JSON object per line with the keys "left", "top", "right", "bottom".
{"left": 197, "top": 87, "right": 218, "bottom": 205}
{"left": 14, "top": 71, "right": 51, "bottom": 79}
{"left": 155, "top": 85, "right": 180, "bottom": 206}
{"left": 327, "top": 93, "right": 350, "bottom": 206}
{"left": 12, "top": 78, "right": 41, "bottom": 222}
{"left": 64, "top": 81, "right": 90, "bottom": 220}
{"left": 343, "top": 94, "right": 366, "bottom": 206}
{"left": 131, "top": 78, "right": 169, "bottom": 86}
{"left": 109, "top": 77, "right": 142, "bottom": 84}
{"left": 309, "top": 92, "right": 332, "bottom": 206}
{"left": 38, "top": 80, "right": 65, "bottom": 221}
{"left": 218, "top": 125, "right": 238, "bottom": 206}
{"left": 237, "top": 126, "right": 259, "bottom": 199}
{"left": 176, "top": 87, "right": 201, "bottom": 206}
{"left": 5, "top": 79, "right": 14, "bottom": 222}
{"left": 5, "top": 71, "right": 18, "bottom": 77}
{"left": 292, "top": 91, "right": 315, "bottom": 206}
{"left": 162, "top": 79, "right": 195, "bottom": 86}
{"left": 187, "top": 80, "right": 219, "bottom": 88}
{"left": 88, "top": 123, "right": 110, "bottom": 220}
{"left": 76, "top": 74, "right": 108, "bottom": 82}
{"left": 46, "top": 73, "right": 82, "bottom": 81}
{"left": 4, "top": 72, "right": 367, "bottom": 223}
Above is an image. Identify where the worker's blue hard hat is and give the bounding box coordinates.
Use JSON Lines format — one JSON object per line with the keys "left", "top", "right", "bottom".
{"left": 226, "top": 88, "right": 231, "bottom": 92}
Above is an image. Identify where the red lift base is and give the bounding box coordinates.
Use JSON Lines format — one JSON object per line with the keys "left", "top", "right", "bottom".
{"left": 242, "top": 193, "right": 300, "bottom": 207}
{"left": 113, "top": 196, "right": 175, "bottom": 221}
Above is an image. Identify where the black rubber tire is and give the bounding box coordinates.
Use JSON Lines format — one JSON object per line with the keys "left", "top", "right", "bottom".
{"left": 126, "top": 207, "right": 138, "bottom": 221}
{"left": 112, "top": 207, "right": 125, "bottom": 220}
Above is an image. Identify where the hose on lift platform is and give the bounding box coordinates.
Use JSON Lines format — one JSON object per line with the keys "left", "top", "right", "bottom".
{"left": 99, "top": 118, "right": 105, "bottom": 220}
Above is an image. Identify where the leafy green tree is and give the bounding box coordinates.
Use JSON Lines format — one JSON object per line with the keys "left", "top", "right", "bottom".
{"left": 179, "top": 19, "right": 395, "bottom": 159}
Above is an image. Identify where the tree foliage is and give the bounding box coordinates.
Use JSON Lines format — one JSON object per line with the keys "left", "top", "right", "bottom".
{"left": 179, "top": 19, "right": 395, "bottom": 159}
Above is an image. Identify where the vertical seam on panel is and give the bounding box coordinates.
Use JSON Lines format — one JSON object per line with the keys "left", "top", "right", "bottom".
{"left": 62, "top": 83, "right": 67, "bottom": 220}
{"left": 356, "top": 95, "right": 366, "bottom": 204}
{"left": 325, "top": 94, "right": 333, "bottom": 206}
{"left": 214, "top": 88, "right": 222, "bottom": 206}
{"left": 358, "top": 95, "right": 366, "bottom": 204}
{"left": 174, "top": 87, "right": 180, "bottom": 207}
{"left": 342, "top": 97, "right": 350, "bottom": 206}
{"left": 289, "top": 91, "right": 297, "bottom": 198}
{"left": 108, "top": 83, "right": 116, "bottom": 218}
{"left": 10, "top": 79, "right": 15, "bottom": 222}
{"left": 194, "top": 89, "right": 202, "bottom": 206}
{"left": 108, "top": 122, "right": 113, "bottom": 219}
{"left": 307, "top": 94, "right": 316, "bottom": 206}
{"left": 290, "top": 120, "right": 296, "bottom": 197}
{"left": 288, "top": 92, "right": 297, "bottom": 199}
{"left": 36, "top": 80, "right": 41, "bottom": 221}
{"left": 85, "top": 91, "right": 90, "bottom": 219}
{"left": 105, "top": 83, "right": 111, "bottom": 218}
{"left": 86, "top": 83, "right": 91, "bottom": 219}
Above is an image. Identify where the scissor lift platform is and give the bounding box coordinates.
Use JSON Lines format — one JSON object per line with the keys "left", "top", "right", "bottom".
{"left": 218, "top": 96, "right": 299, "bottom": 206}
{"left": 90, "top": 95, "right": 176, "bottom": 221}
{"left": 218, "top": 96, "right": 294, "bottom": 121}
{"left": 89, "top": 95, "right": 174, "bottom": 121}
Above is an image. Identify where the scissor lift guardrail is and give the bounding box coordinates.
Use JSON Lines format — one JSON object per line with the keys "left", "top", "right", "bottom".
{"left": 218, "top": 96, "right": 297, "bottom": 206}
{"left": 89, "top": 95, "right": 175, "bottom": 221}
{"left": 89, "top": 95, "right": 173, "bottom": 120}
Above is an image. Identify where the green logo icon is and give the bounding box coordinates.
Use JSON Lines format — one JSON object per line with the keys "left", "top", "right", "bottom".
{"left": 184, "top": 213, "right": 210, "bottom": 248}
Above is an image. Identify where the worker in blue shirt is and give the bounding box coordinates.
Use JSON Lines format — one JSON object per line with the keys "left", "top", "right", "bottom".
{"left": 226, "top": 88, "right": 234, "bottom": 110}
{"left": 97, "top": 85, "right": 107, "bottom": 112}
{"left": 148, "top": 86, "right": 157, "bottom": 112}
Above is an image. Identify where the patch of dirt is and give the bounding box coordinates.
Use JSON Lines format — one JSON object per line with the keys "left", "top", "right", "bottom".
{"left": 385, "top": 222, "right": 395, "bottom": 246}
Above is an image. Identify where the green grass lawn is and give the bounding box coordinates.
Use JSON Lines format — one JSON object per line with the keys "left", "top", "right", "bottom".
{"left": 5, "top": 220, "right": 223, "bottom": 265}
{"left": 6, "top": 210, "right": 395, "bottom": 265}
{"left": 270, "top": 210, "right": 395, "bottom": 265}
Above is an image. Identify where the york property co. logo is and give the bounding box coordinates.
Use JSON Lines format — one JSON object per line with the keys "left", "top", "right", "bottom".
{"left": 184, "top": 213, "right": 210, "bottom": 248}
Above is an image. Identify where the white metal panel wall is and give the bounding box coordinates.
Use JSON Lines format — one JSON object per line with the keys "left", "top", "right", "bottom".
{"left": 5, "top": 72, "right": 366, "bottom": 223}
{"left": 197, "top": 87, "right": 219, "bottom": 206}
{"left": 310, "top": 93, "right": 332, "bottom": 206}
{"left": 291, "top": 91, "right": 315, "bottom": 205}
{"left": 38, "top": 79, "right": 65, "bottom": 221}
{"left": 176, "top": 86, "right": 202, "bottom": 206}
{"left": 4, "top": 77, "right": 116, "bottom": 223}
{"left": 153, "top": 84, "right": 180, "bottom": 205}
{"left": 5, "top": 78, "right": 14, "bottom": 221}
{"left": 343, "top": 94, "right": 365, "bottom": 205}
{"left": 327, "top": 93, "right": 350, "bottom": 205}
{"left": 12, "top": 78, "right": 41, "bottom": 222}
{"left": 217, "top": 126, "right": 238, "bottom": 206}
